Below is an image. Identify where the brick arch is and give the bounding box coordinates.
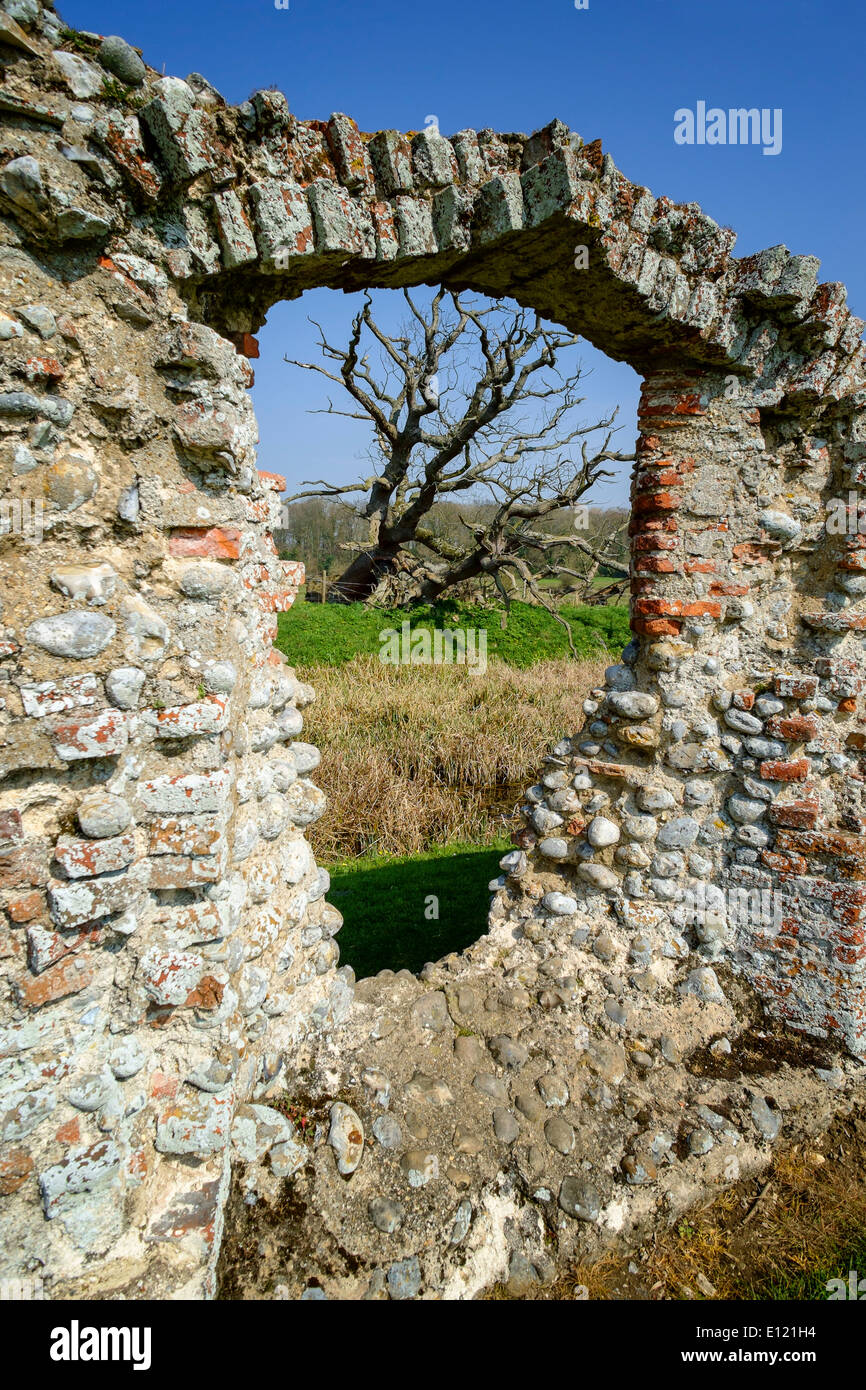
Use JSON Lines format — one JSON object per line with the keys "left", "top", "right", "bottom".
{"left": 1, "top": 6, "right": 865, "bottom": 1302}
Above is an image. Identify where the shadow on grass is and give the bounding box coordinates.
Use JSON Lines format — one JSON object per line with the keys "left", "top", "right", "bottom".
{"left": 328, "top": 843, "right": 508, "bottom": 980}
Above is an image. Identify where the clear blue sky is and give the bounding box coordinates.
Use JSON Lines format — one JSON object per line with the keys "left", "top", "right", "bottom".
{"left": 65, "top": 0, "right": 866, "bottom": 506}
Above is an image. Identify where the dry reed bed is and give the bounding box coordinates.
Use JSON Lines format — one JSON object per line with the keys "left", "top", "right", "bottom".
{"left": 299, "top": 654, "right": 605, "bottom": 858}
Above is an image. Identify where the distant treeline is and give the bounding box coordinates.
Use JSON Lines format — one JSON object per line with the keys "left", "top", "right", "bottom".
{"left": 275, "top": 496, "right": 629, "bottom": 585}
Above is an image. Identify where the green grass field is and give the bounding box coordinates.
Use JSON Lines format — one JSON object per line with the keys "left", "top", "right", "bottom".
{"left": 329, "top": 840, "right": 510, "bottom": 979}
{"left": 277, "top": 595, "right": 628, "bottom": 977}
{"left": 278, "top": 596, "right": 629, "bottom": 668}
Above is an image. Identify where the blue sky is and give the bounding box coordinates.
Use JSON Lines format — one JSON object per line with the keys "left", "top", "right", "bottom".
{"left": 65, "top": 0, "right": 866, "bottom": 506}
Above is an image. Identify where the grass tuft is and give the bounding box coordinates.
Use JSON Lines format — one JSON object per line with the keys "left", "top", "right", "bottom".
{"left": 293, "top": 653, "right": 605, "bottom": 857}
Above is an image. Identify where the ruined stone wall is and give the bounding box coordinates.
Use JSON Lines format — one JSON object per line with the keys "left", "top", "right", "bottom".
{"left": 0, "top": 0, "right": 865, "bottom": 1301}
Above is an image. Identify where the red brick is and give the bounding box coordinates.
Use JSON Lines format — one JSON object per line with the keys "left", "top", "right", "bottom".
{"left": 681, "top": 601, "right": 722, "bottom": 619}
{"left": 258, "top": 588, "right": 298, "bottom": 613}
{"left": 17, "top": 953, "right": 94, "bottom": 1009}
{"left": 633, "top": 491, "right": 680, "bottom": 514}
{"left": 0, "top": 846, "right": 47, "bottom": 891}
{"left": 257, "top": 469, "right": 286, "bottom": 492}
{"left": 773, "top": 675, "right": 818, "bottom": 699}
{"left": 709, "top": 581, "right": 749, "bottom": 596}
{"left": 733, "top": 691, "right": 755, "bottom": 710}
{"left": 732, "top": 542, "right": 770, "bottom": 564}
{"left": 760, "top": 758, "right": 811, "bottom": 782}
{"left": 760, "top": 849, "right": 808, "bottom": 875}
{"left": 154, "top": 697, "right": 226, "bottom": 740}
{"left": 0, "top": 809, "right": 23, "bottom": 846}
{"left": 52, "top": 710, "right": 129, "bottom": 761}
{"left": 586, "top": 760, "right": 641, "bottom": 784}
{"left": 635, "top": 466, "right": 691, "bottom": 489}
{"left": 6, "top": 889, "right": 45, "bottom": 923}
{"left": 636, "top": 434, "right": 664, "bottom": 454}
{"left": 635, "top": 556, "right": 677, "bottom": 573}
{"left": 634, "top": 598, "right": 682, "bottom": 617}
{"left": 774, "top": 829, "right": 866, "bottom": 876}
{"left": 23, "top": 356, "right": 64, "bottom": 383}
{"left": 54, "top": 832, "right": 136, "bottom": 879}
{"left": 184, "top": 976, "right": 224, "bottom": 1011}
{"left": 685, "top": 560, "right": 716, "bottom": 574}
{"left": 634, "top": 617, "right": 682, "bottom": 636}
{"left": 632, "top": 534, "right": 679, "bottom": 552}
{"left": 55, "top": 1117, "right": 81, "bottom": 1144}
{"left": 765, "top": 715, "right": 819, "bottom": 742}
{"left": 838, "top": 698, "right": 858, "bottom": 713}
{"left": 169, "top": 527, "right": 241, "bottom": 560}
{"left": 0, "top": 1147, "right": 33, "bottom": 1195}
{"left": 147, "top": 818, "right": 223, "bottom": 857}
{"left": 27, "top": 924, "right": 100, "bottom": 974}
{"left": 148, "top": 855, "right": 223, "bottom": 889}
{"left": 150, "top": 1071, "right": 178, "bottom": 1101}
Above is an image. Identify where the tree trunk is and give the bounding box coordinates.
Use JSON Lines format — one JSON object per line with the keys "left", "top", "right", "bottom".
{"left": 329, "top": 547, "right": 399, "bottom": 603}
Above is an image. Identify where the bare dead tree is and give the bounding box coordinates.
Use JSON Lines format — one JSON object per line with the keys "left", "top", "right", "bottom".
{"left": 284, "top": 289, "right": 632, "bottom": 642}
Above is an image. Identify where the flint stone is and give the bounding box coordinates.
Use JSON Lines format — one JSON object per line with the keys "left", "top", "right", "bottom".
{"left": 637, "top": 787, "right": 677, "bottom": 812}
{"left": 400, "top": 1148, "right": 438, "bottom": 1187}
{"left": 493, "top": 1108, "right": 519, "bottom": 1142}
{"left": 368, "top": 1196, "right": 404, "bottom": 1233}
{"left": 604, "top": 664, "right": 636, "bottom": 691}
{"left": 489, "top": 1035, "right": 528, "bottom": 1068}
{"left": 576, "top": 864, "right": 619, "bottom": 890}
{"left": 724, "top": 708, "right": 764, "bottom": 735}
{"left": 412, "top": 991, "right": 449, "bottom": 1031}
{"left": 542, "top": 891, "right": 578, "bottom": 914}
{"left": 26, "top": 611, "right": 115, "bottom": 659}
{"left": 387, "top": 1256, "right": 421, "bottom": 1300}
{"left": 559, "top": 1176, "right": 601, "bottom": 1222}
{"left": 372, "top": 1114, "right": 402, "bottom": 1149}
{"left": 231, "top": 1103, "right": 294, "bottom": 1162}
{"left": 727, "top": 794, "right": 767, "bottom": 825}
{"left": 679, "top": 966, "right": 726, "bottom": 1004}
{"left": 586, "top": 816, "right": 620, "bottom": 848}
{"left": 328, "top": 1101, "right": 364, "bottom": 1175}
{"left": 105, "top": 666, "right": 145, "bottom": 710}
{"left": 606, "top": 691, "right": 659, "bottom": 718}
{"left": 751, "top": 1095, "right": 781, "bottom": 1141}
{"left": 656, "top": 816, "right": 700, "bottom": 849}
{"left": 99, "top": 35, "right": 147, "bottom": 86}
{"left": 77, "top": 791, "right": 132, "bottom": 839}
{"left": 545, "top": 1116, "right": 575, "bottom": 1154}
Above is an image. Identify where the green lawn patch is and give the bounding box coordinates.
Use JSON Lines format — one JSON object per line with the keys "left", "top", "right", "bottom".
{"left": 327, "top": 840, "right": 510, "bottom": 979}
{"left": 279, "top": 597, "right": 629, "bottom": 668}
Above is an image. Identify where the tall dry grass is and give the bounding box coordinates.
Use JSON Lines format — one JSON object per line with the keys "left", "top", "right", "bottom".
{"left": 300, "top": 654, "right": 605, "bottom": 857}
